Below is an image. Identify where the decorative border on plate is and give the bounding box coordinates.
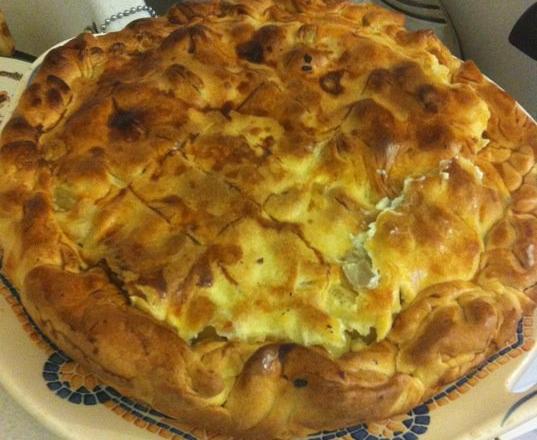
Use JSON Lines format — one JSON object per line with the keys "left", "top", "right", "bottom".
{"left": 0, "top": 272, "right": 533, "bottom": 440}
{"left": 307, "top": 319, "right": 533, "bottom": 440}
{"left": 425, "top": 318, "right": 534, "bottom": 411}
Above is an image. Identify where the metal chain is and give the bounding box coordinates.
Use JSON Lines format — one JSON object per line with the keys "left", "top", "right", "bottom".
{"left": 99, "top": 5, "right": 157, "bottom": 33}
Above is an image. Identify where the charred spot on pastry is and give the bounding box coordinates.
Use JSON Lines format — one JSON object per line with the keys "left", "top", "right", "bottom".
{"left": 366, "top": 68, "right": 392, "bottom": 92}
{"left": 219, "top": 2, "right": 249, "bottom": 17}
{"left": 236, "top": 25, "right": 282, "bottom": 64}
{"left": 46, "top": 75, "right": 70, "bottom": 94}
{"left": 98, "top": 259, "right": 130, "bottom": 300}
{"left": 188, "top": 25, "right": 212, "bottom": 53}
{"left": 4, "top": 116, "right": 39, "bottom": 141}
{"left": 46, "top": 88, "right": 63, "bottom": 108}
{"left": 237, "top": 39, "right": 264, "bottom": 63}
{"left": 108, "top": 107, "right": 145, "bottom": 142}
{"left": 109, "top": 42, "right": 126, "bottom": 55}
{"left": 165, "top": 63, "right": 189, "bottom": 80}
{"left": 5, "top": 116, "right": 32, "bottom": 132}
{"left": 263, "top": 135, "right": 275, "bottom": 150}
{"left": 89, "top": 146, "right": 106, "bottom": 158}
{"left": 167, "top": 4, "right": 197, "bottom": 24}
{"left": 320, "top": 70, "right": 344, "bottom": 95}
{"left": 44, "top": 48, "right": 69, "bottom": 70}
{"left": 220, "top": 101, "right": 234, "bottom": 119}
{"left": 256, "top": 25, "right": 282, "bottom": 45}
{"left": 355, "top": 327, "right": 377, "bottom": 345}
{"left": 393, "top": 61, "right": 422, "bottom": 89}
{"left": 335, "top": 134, "right": 352, "bottom": 155}
{"left": 165, "top": 64, "right": 204, "bottom": 91}
{"left": 197, "top": 269, "right": 214, "bottom": 288}
{"left": 293, "top": 378, "right": 308, "bottom": 388}
{"left": 90, "top": 46, "right": 104, "bottom": 57}
{"left": 25, "top": 83, "right": 43, "bottom": 108}
{"left": 169, "top": 2, "right": 219, "bottom": 24}
{"left": 194, "top": 255, "right": 214, "bottom": 288}
{"left": 417, "top": 84, "right": 442, "bottom": 113}
{"left": 138, "top": 270, "right": 168, "bottom": 295}
{"left": 23, "top": 192, "right": 48, "bottom": 215}
{"left": 351, "top": 99, "right": 398, "bottom": 151}
{"left": 135, "top": 30, "right": 157, "bottom": 47}
{"left": 28, "top": 82, "right": 41, "bottom": 94}
{"left": 1, "top": 140, "right": 38, "bottom": 169}
{"left": 21, "top": 194, "right": 49, "bottom": 233}
{"left": 70, "top": 35, "right": 89, "bottom": 51}
{"left": 278, "top": 343, "right": 295, "bottom": 363}
{"left": 417, "top": 122, "right": 454, "bottom": 151}
{"left": 161, "top": 28, "right": 190, "bottom": 51}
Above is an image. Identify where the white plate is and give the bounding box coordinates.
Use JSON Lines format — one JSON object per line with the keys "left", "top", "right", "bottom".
{"left": 2, "top": 40, "right": 537, "bottom": 440}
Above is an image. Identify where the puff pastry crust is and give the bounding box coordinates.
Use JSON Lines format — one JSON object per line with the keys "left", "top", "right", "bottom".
{"left": 1, "top": 1, "right": 536, "bottom": 438}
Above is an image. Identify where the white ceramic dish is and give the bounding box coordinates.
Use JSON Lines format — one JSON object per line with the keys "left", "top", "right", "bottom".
{"left": 1, "top": 40, "right": 537, "bottom": 440}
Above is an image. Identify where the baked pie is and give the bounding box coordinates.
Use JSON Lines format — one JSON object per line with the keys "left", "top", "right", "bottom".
{"left": 1, "top": 1, "right": 536, "bottom": 438}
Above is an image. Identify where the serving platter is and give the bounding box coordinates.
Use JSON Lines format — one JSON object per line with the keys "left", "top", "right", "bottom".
{"left": 2, "top": 261, "right": 537, "bottom": 440}
{"left": 1, "top": 40, "right": 537, "bottom": 440}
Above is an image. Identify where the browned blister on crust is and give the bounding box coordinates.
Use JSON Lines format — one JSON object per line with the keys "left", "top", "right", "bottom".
{"left": 0, "top": 0, "right": 536, "bottom": 438}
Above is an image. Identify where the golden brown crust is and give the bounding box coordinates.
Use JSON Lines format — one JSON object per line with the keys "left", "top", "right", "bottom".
{"left": 0, "top": 1, "right": 536, "bottom": 438}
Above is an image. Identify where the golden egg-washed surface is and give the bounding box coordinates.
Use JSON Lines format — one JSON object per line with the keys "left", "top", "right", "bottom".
{"left": 1, "top": 0, "right": 536, "bottom": 438}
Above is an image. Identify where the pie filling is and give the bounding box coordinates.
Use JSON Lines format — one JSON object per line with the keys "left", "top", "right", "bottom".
{"left": 36, "top": 6, "right": 503, "bottom": 357}
{"left": 51, "top": 144, "right": 498, "bottom": 357}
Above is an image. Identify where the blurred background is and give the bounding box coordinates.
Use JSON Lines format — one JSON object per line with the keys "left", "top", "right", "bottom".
{"left": 0, "top": 0, "right": 534, "bottom": 116}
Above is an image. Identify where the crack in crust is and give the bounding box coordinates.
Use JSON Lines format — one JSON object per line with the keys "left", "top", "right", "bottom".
{"left": 0, "top": 0, "right": 536, "bottom": 438}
